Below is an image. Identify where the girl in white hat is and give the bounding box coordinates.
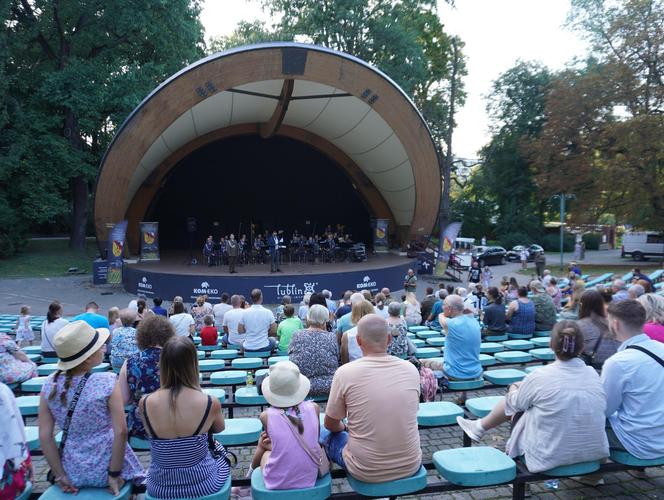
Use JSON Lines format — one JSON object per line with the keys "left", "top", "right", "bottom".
{"left": 39, "top": 321, "right": 144, "bottom": 495}
{"left": 250, "top": 361, "right": 323, "bottom": 490}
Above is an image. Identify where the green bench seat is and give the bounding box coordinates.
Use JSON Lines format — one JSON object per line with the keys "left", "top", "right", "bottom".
{"left": 211, "top": 349, "right": 240, "bottom": 360}
{"left": 214, "top": 418, "right": 263, "bottom": 446}
{"left": 210, "top": 370, "right": 247, "bottom": 386}
{"left": 416, "top": 330, "right": 441, "bottom": 339}
{"left": 21, "top": 376, "right": 49, "bottom": 393}
{"left": 232, "top": 357, "right": 264, "bottom": 369}
{"left": 268, "top": 356, "right": 289, "bottom": 366}
{"left": 507, "top": 333, "right": 533, "bottom": 340}
{"left": 417, "top": 401, "right": 464, "bottom": 426}
{"left": 16, "top": 395, "right": 40, "bottom": 416}
{"left": 346, "top": 465, "right": 427, "bottom": 497}
{"left": 235, "top": 386, "right": 267, "bottom": 405}
{"left": 530, "top": 348, "right": 555, "bottom": 361}
{"left": 494, "top": 351, "right": 532, "bottom": 364}
{"left": 501, "top": 340, "right": 534, "bottom": 351}
{"left": 251, "top": 469, "right": 331, "bottom": 500}
{"left": 129, "top": 436, "right": 151, "bottom": 451}
{"left": 479, "top": 354, "right": 496, "bottom": 367}
{"left": 483, "top": 369, "right": 526, "bottom": 385}
{"left": 415, "top": 347, "right": 441, "bottom": 359}
{"left": 426, "top": 337, "right": 446, "bottom": 347}
{"left": 484, "top": 334, "right": 509, "bottom": 342}
{"left": 448, "top": 378, "right": 484, "bottom": 390}
{"left": 199, "top": 359, "right": 226, "bottom": 371}
{"left": 41, "top": 482, "right": 132, "bottom": 499}
{"left": 480, "top": 342, "right": 504, "bottom": 354}
{"left": 433, "top": 446, "right": 516, "bottom": 487}
{"left": 408, "top": 325, "right": 429, "bottom": 333}
{"left": 203, "top": 388, "right": 226, "bottom": 403}
{"left": 534, "top": 330, "right": 551, "bottom": 337}
{"left": 531, "top": 337, "right": 550, "bottom": 348}
{"left": 465, "top": 396, "right": 504, "bottom": 418}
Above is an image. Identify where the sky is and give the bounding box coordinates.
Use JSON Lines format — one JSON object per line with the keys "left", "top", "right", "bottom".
{"left": 200, "top": 0, "right": 589, "bottom": 159}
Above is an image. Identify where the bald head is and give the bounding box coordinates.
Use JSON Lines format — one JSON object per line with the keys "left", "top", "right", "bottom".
{"left": 356, "top": 314, "right": 390, "bottom": 355}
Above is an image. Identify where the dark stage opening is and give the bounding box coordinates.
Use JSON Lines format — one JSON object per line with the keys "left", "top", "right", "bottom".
{"left": 148, "top": 135, "right": 373, "bottom": 250}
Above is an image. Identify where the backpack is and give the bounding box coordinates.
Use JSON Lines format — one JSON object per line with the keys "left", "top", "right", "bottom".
{"left": 419, "top": 366, "right": 438, "bottom": 402}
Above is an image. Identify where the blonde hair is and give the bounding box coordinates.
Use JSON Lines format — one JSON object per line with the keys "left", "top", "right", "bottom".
{"left": 638, "top": 293, "right": 664, "bottom": 325}
{"left": 108, "top": 306, "right": 120, "bottom": 325}
{"left": 20, "top": 305, "right": 30, "bottom": 316}
{"left": 351, "top": 300, "right": 375, "bottom": 325}
{"left": 405, "top": 292, "right": 418, "bottom": 306}
{"left": 565, "top": 280, "right": 586, "bottom": 310}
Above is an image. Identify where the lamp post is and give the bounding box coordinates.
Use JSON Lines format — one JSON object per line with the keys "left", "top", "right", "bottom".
{"left": 551, "top": 193, "right": 576, "bottom": 271}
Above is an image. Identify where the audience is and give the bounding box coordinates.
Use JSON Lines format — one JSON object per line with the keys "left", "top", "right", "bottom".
{"left": 239, "top": 289, "right": 277, "bottom": 353}
{"left": 107, "top": 307, "right": 120, "bottom": 334}
{"left": 109, "top": 308, "right": 138, "bottom": 370}
{"left": 386, "top": 302, "right": 417, "bottom": 358}
{"left": 373, "top": 293, "right": 389, "bottom": 319}
{"left": 529, "top": 280, "right": 557, "bottom": 332}
{"left": 336, "top": 292, "right": 366, "bottom": 338}
{"left": 289, "top": 305, "right": 339, "bottom": 396}
{"left": 323, "top": 290, "right": 337, "bottom": 315}
{"left": 611, "top": 279, "right": 630, "bottom": 303}
{"left": 335, "top": 291, "right": 353, "bottom": 319}
{"left": 577, "top": 289, "right": 620, "bottom": 369}
{"left": 0, "top": 333, "right": 37, "bottom": 385}
{"left": 73, "top": 301, "right": 110, "bottom": 329}
{"left": 212, "top": 293, "right": 232, "bottom": 328}
{"left": 39, "top": 321, "right": 144, "bottom": 493}
{"left": 152, "top": 297, "right": 168, "bottom": 317}
{"left": 427, "top": 290, "right": 448, "bottom": 329}
{"left": 169, "top": 301, "right": 195, "bottom": 338}
{"left": 505, "top": 287, "right": 535, "bottom": 336}
{"left": 0, "top": 382, "right": 32, "bottom": 498}
{"left": 199, "top": 315, "right": 219, "bottom": 346}
{"left": 341, "top": 300, "right": 376, "bottom": 364}
{"left": 139, "top": 336, "right": 230, "bottom": 497}
{"left": 628, "top": 283, "right": 645, "bottom": 299}
{"left": 250, "top": 361, "right": 321, "bottom": 489}
{"left": 276, "top": 305, "right": 303, "bottom": 352}
{"left": 274, "top": 295, "right": 291, "bottom": 324}
{"left": 402, "top": 292, "right": 422, "bottom": 326}
{"left": 298, "top": 293, "right": 311, "bottom": 322}
{"left": 119, "top": 315, "right": 175, "bottom": 439}
{"left": 191, "top": 296, "right": 212, "bottom": 334}
{"left": 221, "top": 295, "right": 246, "bottom": 347}
{"left": 40, "top": 301, "right": 69, "bottom": 359}
{"left": 638, "top": 293, "right": 664, "bottom": 343}
{"left": 482, "top": 287, "right": 507, "bottom": 337}
{"left": 419, "top": 287, "right": 437, "bottom": 326}
{"left": 546, "top": 277, "right": 562, "bottom": 311}
{"left": 560, "top": 280, "right": 585, "bottom": 320}
{"left": 322, "top": 314, "right": 422, "bottom": 483}
{"left": 456, "top": 321, "right": 609, "bottom": 472}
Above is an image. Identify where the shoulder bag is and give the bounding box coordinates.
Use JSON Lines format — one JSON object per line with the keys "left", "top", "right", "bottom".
{"left": 626, "top": 345, "right": 664, "bottom": 367}
{"left": 581, "top": 334, "right": 604, "bottom": 369}
{"left": 46, "top": 372, "right": 91, "bottom": 483}
{"left": 281, "top": 412, "right": 330, "bottom": 477}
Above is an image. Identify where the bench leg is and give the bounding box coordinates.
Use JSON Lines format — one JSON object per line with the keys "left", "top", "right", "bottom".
{"left": 462, "top": 432, "right": 472, "bottom": 448}
{"left": 512, "top": 481, "right": 526, "bottom": 500}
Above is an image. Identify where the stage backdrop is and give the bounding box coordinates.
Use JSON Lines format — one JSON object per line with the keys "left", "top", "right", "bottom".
{"left": 123, "top": 260, "right": 415, "bottom": 304}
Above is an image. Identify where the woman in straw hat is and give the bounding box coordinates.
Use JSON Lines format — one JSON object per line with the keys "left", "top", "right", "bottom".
{"left": 39, "top": 320, "right": 144, "bottom": 495}
{"left": 249, "top": 360, "right": 322, "bottom": 490}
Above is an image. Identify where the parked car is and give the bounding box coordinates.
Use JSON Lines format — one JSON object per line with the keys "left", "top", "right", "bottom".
{"left": 506, "top": 244, "right": 544, "bottom": 262}
{"left": 476, "top": 246, "right": 508, "bottom": 266}
{"left": 621, "top": 231, "right": 664, "bottom": 261}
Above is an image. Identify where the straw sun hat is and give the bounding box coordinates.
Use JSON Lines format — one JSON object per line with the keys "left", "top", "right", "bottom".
{"left": 54, "top": 320, "right": 110, "bottom": 371}
{"left": 261, "top": 361, "right": 311, "bottom": 408}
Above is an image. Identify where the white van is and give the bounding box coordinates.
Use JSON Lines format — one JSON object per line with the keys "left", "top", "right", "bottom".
{"left": 621, "top": 231, "right": 664, "bottom": 261}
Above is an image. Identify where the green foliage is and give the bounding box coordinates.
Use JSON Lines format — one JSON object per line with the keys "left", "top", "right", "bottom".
{"left": 499, "top": 232, "right": 532, "bottom": 251}
{"left": 582, "top": 233, "right": 601, "bottom": 250}
{"left": 208, "top": 20, "right": 293, "bottom": 52}
{"left": 541, "top": 233, "right": 575, "bottom": 252}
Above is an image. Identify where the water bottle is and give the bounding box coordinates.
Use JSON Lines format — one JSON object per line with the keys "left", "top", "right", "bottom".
{"left": 246, "top": 372, "right": 254, "bottom": 387}
{"left": 544, "top": 479, "right": 559, "bottom": 490}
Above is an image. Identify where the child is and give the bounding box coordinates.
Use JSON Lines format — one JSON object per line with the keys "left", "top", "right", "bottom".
{"left": 15, "top": 305, "right": 33, "bottom": 347}
{"left": 199, "top": 314, "right": 218, "bottom": 346}
{"left": 481, "top": 265, "right": 493, "bottom": 290}
{"left": 250, "top": 361, "right": 321, "bottom": 489}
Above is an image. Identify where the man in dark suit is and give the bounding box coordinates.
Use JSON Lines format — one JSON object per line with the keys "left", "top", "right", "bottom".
{"left": 203, "top": 235, "right": 214, "bottom": 266}
{"left": 268, "top": 230, "right": 282, "bottom": 273}
{"left": 226, "top": 233, "right": 239, "bottom": 273}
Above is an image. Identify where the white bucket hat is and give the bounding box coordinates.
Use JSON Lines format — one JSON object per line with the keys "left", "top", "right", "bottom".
{"left": 54, "top": 320, "right": 109, "bottom": 371}
{"left": 261, "top": 361, "right": 311, "bottom": 408}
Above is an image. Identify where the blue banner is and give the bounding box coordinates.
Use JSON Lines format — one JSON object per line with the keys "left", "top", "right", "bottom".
{"left": 107, "top": 220, "right": 128, "bottom": 284}
{"left": 435, "top": 222, "right": 462, "bottom": 275}
{"left": 140, "top": 222, "right": 160, "bottom": 261}
{"left": 374, "top": 218, "right": 389, "bottom": 253}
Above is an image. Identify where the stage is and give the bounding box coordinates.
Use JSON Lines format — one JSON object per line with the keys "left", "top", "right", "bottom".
{"left": 123, "top": 252, "right": 415, "bottom": 303}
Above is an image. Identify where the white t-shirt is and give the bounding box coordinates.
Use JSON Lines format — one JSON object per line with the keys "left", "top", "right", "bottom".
{"left": 213, "top": 303, "right": 232, "bottom": 328}
{"left": 298, "top": 305, "right": 309, "bottom": 321}
{"left": 41, "top": 318, "right": 69, "bottom": 353}
{"left": 169, "top": 313, "right": 194, "bottom": 337}
{"left": 128, "top": 299, "right": 138, "bottom": 311}
{"left": 374, "top": 306, "right": 389, "bottom": 319}
{"left": 345, "top": 326, "right": 363, "bottom": 362}
{"left": 239, "top": 305, "right": 275, "bottom": 350}
{"left": 222, "top": 308, "right": 245, "bottom": 345}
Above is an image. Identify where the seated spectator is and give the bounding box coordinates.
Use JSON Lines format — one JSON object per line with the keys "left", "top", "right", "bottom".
{"left": 239, "top": 289, "right": 277, "bottom": 353}
{"left": 221, "top": 295, "right": 245, "bottom": 347}
{"left": 152, "top": 297, "right": 168, "bottom": 317}
{"left": 386, "top": 302, "right": 417, "bottom": 358}
{"left": 107, "top": 307, "right": 120, "bottom": 335}
{"left": 334, "top": 291, "right": 353, "bottom": 319}
{"left": 546, "top": 277, "right": 562, "bottom": 311}
{"left": 482, "top": 287, "right": 507, "bottom": 337}
{"left": 0, "top": 333, "right": 37, "bottom": 385}
{"left": 250, "top": 361, "right": 321, "bottom": 489}
{"left": 601, "top": 299, "right": 664, "bottom": 459}
{"left": 373, "top": 293, "right": 389, "bottom": 319}
{"left": 39, "top": 321, "right": 143, "bottom": 493}
{"left": 276, "top": 305, "right": 303, "bottom": 351}
{"left": 212, "top": 293, "right": 232, "bottom": 327}
{"left": 323, "top": 289, "right": 337, "bottom": 315}
{"left": 167, "top": 296, "right": 184, "bottom": 316}
{"left": 322, "top": 314, "right": 421, "bottom": 483}
{"left": 40, "top": 301, "right": 69, "bottom": 359}
{"left": 506, "top": 287, "right": 536, "bottom": 336}
{"left": 361, "top": 290, "right": 373, "bottom": 303}
{"left": 0, "top": 382, "right": 32, "bottom": 498}
{"left": 403, "top": 292, "right": 422, "bottom": 326}
{"left": 611, "top": 279, "right": 630, "bottom": 302}
{"left": 632, "top": 267, "right": 653, "bottom": 286}
{"left": 426, "top": 290, "right": 447, "bottom": 329}
{"left": 560, "top": 280, "right": 585, "bottom": 320}
{"left": 336, "top": 292, "right": 366, "bottom": 339}
{"left": 419, "top": 287, "right": 437, "bottom": 326}
{"left": 638, "top": 293, "right": 664, "bottom": 343}
{"left": 199, "top": 315, "right": 219, "bottom": 346}
{"left": 119, "top": 315, "right": 175, "bottom": 439}
{"left": 140, "top": 336, "right": 230, "bottom": 498}
{"left": 507, "top": 277, "right": 519, "bottom": 302}
{"left": 298, "top": 293, "right": 311, "bottom": 322}
{"left": 274, "top": 295, "right": 291, "bottom": 324}
{"left": 169, "top": 301, "right": 195, "bottom": 338}
{"left": 73, "top": 301, "right": 110, "bottom": 329}
{"left": 628, "top": 283, "right": 645, "bottom": 299}
{"left": 135, "top": 298, "right": 154, "bottom": 326}
{"left": 381, "top": 287, "right": 395, "bottom": 305}
{"left": 457, "top": 321, "right": 609, "bottom": 472}
{"left": 341, "top": 300, "right": 376, "bottom": 364}
{"left": 472, "top": 284, "right": 488, "bottom": 313}
{"left": 529, "top": 280, "right": 557, "bottom": 331}
{"left": 637, "top": 279, "right": 653, "bottom": 294}
{"left": 577, "top": 289, "right": 621, "bottom": 370}
{"left": 457, "top": 288, "right": 477, "bottom": 316}
{"left": 289, "top": 305, "right": 339, "bottom": 396}
{"left": 109, "top": 309, "right": 138, "bottom": 370}
{"left": 191, "top": 296, "right": 212, "bottom": 334}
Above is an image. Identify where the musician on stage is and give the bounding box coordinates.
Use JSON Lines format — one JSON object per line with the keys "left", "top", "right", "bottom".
{"left": 203, "top": 235, "right": 214, "bottom": 266}
{"left": 404, "top": 268, "right": 417, "bottom": 293}
{"left": 226, "top": 233, "right": 239, "bottom": 273}
{"left": 268, "top": 230, "right": 282, "bottom": 273}
{"left": 239, "top": 234, "right": 248, "bottom": 265}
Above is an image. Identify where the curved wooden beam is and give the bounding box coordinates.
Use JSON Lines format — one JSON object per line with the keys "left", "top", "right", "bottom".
{"left": 259, "top": 79, "right": 294, "bottom": 139}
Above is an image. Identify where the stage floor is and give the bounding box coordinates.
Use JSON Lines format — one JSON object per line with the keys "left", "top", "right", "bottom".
{"left": 127, "top": 251, "right": 407, "bottom": 276}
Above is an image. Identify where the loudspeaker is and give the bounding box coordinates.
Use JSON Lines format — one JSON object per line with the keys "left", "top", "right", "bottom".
{"left": 186, "top": 217, "right": 197, "bottom": 233}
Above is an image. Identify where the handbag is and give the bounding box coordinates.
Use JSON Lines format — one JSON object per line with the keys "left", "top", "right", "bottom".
{"left": 581, "top": 333, "right": 604, "bottom": 368}
{"left": 280, "top": 413, "right": 330, "bottom": 477}
{"left": 47, "top": 372, "right": 91, "bottom": 483}
{"left": 626, "top": 345, "right": 664, "bottom": 367}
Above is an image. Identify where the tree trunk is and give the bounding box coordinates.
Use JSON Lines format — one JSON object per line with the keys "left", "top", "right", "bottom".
{"left": 70, "top": 175, "right": 88, "bottom": 250}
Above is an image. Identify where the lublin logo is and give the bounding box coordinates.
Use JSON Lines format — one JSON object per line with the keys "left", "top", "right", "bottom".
{"left": 265, "top": 282, "right": 317, "bottom": 298}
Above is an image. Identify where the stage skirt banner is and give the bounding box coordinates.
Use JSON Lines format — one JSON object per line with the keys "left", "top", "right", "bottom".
{"left": 139, "top": 222, "right": 160, "bottom": 261}
{"left": 107, "top": 220, "right": 128, "bottom": 284}
{"left": 374, "top": 219, "right": 389, "bottom": 253}
{"left": 435, "top": 221, "right": 463, "bottom": 276}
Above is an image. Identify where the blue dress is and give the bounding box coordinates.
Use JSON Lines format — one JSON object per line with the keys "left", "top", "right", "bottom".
{"left": 509, "top": 300, "right": 536, "bottom": 335}
{"left": 126, "top": 347, "right": 161, "bottom": 439}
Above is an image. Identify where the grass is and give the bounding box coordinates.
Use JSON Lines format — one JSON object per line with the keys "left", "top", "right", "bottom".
{"left": 517, "top": 262, "right": 662, "bottom": 278}
{"left": 0, "top": 239, "right": 99, "bottom": 278}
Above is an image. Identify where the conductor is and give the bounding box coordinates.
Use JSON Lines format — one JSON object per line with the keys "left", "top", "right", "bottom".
{"left": 268, "top": 230, "right": 282, "bottom": 273}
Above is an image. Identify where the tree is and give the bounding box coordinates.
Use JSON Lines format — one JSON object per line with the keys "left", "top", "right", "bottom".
{"left": 2, "top": 0, "right": 205, "bottom": 251}
{"left": 208, "top": 20, "right": 292, "bottom": 53}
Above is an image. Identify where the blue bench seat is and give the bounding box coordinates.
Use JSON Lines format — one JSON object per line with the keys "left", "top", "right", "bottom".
{"left": 540, "top": 460, "right": 601, "bottom": 476}
{"left": 433, "top": 446, "right": 516, "bottom": 486}
{"left": 232, "top": 357, "right": 264, "bottom": 369}
{"left": 501, "top": 340, "right": 534, "bottom": 351}
{"left": 21, "top": 376, "right": 49, "bottom": 393}
{"left": 16, "top": 395, "right": 40, "bottom": 416}
{"left": 484, "top": 334, "right": 509, "bottom": 342}
{"left": 203, "top": 388, "right": 226, "bottom": 403}
{"left": 268, "top": 356, "right": 289, "bottom": 366}
{"left": 525, "top": 365, "right": 545, "bottom": 375}
{"left": 507, "top": 332, "right": 533, "bottom": 340}
{"left": 531, "top": 337, "right": 550, "bottom": 348}
{"left": 479, "top": 354, "right": 496, "bottom": 367}
{"left": 211, "top": 349, "right": 240, "bottom": 360}
{"left": 494, "top": 351, "right": 532, "bottom": 364}
{"left": 408, "top": 325, "right": 429, "bottom": 333}
{"left": 199, "top": 359, "right": 226, "bottom": 371}
{"left": 483, "top": 369, "right": 526, "bottom": 385}
{"left": 417, "top": 402, "right": 464, "bottom": 426}
{"left": 534, "top": 330, "right": 551, "bottom": 337}
{"left": 210, "top": 370, "right": 247, "bottom": 386}
{"left": 24, "top": 426, "right": 40, "bottom": 450}
{"left": 416, "top": 330, "right": 441, "bottom": 339}
{"left": 235, "top": 386, "right": 267, "bottom": 405}
{"left": 610, "top": 449, "right": 664, "bottom": 467}
{"left": 37, "top": 363, "right": 60, "bottom": 376}
{"left": 426, "top": 337, "right": 446, "bottom": 347}
{"left": 448, "top": 378, "right": 484, "bottom": 390}
{"left": 22, "top": 346, "right": 42, "bottom": 355}
{"left": 465, "top": 396, "right": 504, "bottom": 418}
{"left": 197, "top": 351, "right": 206, "bottom": 360}
{"left": 411, "top": 339, "right": 425, "bottom": 347}
{"left": 41, "top": 482, "right": 132, "bottom": 499}
{"left": 199, "top": 344, "right": 220, "bottom": 351}
{"left": 530, "top": 348, "right": 555, "bottom": 361}
{"left": 244, "top": 350, "right": 272, "bottom": 358}
{"left": 214, "top": 418, "right": 263, "bottom": 446}
{"left": 129, "top": 436, "right": 151, "bottom": 451}
{"left": 480, "top": 342, "right": 504, "bottom": 354}
{"left": 346, "top": 465, "right": 427, "bottom": 497}
{"left": 146, "top": 477, "right": 231, "bottom": 499}
{"left": 415, "top": 347, "right": 441, "bottom": 359}
{"left": 251, "top": 469, "right": 331, "bottom": 500}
